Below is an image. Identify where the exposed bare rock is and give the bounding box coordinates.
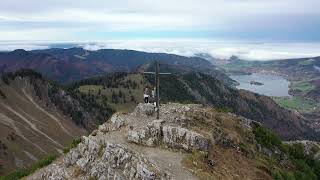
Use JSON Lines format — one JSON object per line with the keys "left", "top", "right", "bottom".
{"left": 128, "top": 120, "right": 163, "bottom": 147}
{"left": 133, "top": 103, "right": 155, "bottom": 116}
{"left": 110, "top": 113, "right": 126, "bottom": 130}
{"left": 27, "top": 103, "right": 267, "bottom": 180}
{"left": 28, "top": 163, "right": 70, "bottom": 180}
{"left": 128, "top": 120, "right": 209, "bottom": 152}
{"left": 162, "top": 125, "right": 209, "bottom": 151}
{"left": 29, "top": 136, "right": 169, "bottom": 180}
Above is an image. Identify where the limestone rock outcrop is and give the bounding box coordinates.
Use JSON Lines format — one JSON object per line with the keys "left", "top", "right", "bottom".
{"left": 128, "top": 120, "right": 209, "bottom": 152}
{"left": 27, "top": 103, "right": 223, "bottom": 180}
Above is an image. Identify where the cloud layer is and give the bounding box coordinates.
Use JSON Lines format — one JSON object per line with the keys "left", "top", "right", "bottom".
{"left": 1, "top": 40, "right": 320, "bottom": 61}
{"left": 80, "top": 40, "right": 320, "bottom": 60}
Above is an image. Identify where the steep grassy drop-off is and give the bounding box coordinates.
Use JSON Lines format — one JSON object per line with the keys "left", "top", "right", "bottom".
{"left": 0, "top": 76, "right": 84, "bottom": 175}
{"left": 0, "top": 70, "right": 115, "bottom": 175}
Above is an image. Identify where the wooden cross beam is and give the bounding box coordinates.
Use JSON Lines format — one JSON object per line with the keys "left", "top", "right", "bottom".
{"left": 143, "top": 60, "right": 171, "bottom": 119}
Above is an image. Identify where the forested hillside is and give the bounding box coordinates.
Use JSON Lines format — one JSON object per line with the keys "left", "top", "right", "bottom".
{"left": 69, "top": 72, "right": 318, "bottom": 141}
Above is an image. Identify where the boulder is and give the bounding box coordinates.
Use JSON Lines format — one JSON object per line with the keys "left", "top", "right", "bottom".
{"left": 162, "top": 126, "right": 209, "bottom": 152}
{"left": 61, "top": 136, "right": 168, "bottom": 180}
{"left": 128, "top": 120, "right": 163, "bottom": 146}
{"left": 110, "top": 113, "right": 126, "bottom": 130}
{"left": 134, "top": 103, "right": 155, "bottom": 116}
{"left": 128, "top": 120, "right": 209, "bottom": 152}
{"left": 27, "top": 164, "right": 70, "bottom": 180}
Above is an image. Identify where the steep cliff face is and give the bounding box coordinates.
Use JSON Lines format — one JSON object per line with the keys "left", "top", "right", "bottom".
{"left": 27, "top": 103, "right": 276, "bottom": 180}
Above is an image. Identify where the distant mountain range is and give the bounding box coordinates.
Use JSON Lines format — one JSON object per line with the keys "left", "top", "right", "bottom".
{"left": 0, "top": 48, "right": 232, "bottom": 84}
{"left": 223, "top": 56, "right": 320, "bottom": 80}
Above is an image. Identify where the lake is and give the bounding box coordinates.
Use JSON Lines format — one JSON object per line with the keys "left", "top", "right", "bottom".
{"left": 230, "top": 73, "right": 290, "bottom": 97}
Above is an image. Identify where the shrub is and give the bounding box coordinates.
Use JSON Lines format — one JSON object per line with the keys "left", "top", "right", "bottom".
{"left": 273, "top": 169, "right": 295, "bottom": 180}
{"left": 1, "top": 73, "right": 12, "bottom": 85}
{"left": 63, "top": 137, "right": 82, "bottom": 154}
{"left": 253, "top": 125, "right": 320, "bottom": 180}
{"left": 0, "top": 89, "right": 6, "bottom": 99}
{"left": 252, "top": 125, "right": 282, "bottom": 149}
{"left": 215, "top": 107, "right": 233, "bottom": 113}
{"left": 0, "top": 154, "right": 57, "bottom": 180}
{"left": 287, "top": 143, "right": 306, "bottom": 160}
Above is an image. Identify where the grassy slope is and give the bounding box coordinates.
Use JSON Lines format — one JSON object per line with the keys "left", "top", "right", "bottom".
{"left": 77, "top": 73, "right": 146, "bottom": 112}
{"left": 272, "top": 96, "right": 318, "bottom": 113}
{"left": 290, "top": 81, "right": 315, "bottom": 92}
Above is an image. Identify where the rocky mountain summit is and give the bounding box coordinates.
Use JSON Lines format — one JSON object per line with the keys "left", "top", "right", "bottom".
{"left": 26, "top": 103, "right": 268, "bottom": 180}
{"left": 25, "top": 103, "right": 320, "bottom": 180}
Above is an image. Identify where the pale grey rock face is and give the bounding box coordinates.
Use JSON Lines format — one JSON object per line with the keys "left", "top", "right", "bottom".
{"left": 110, "top": 113, "right": 125, "bottom": 130}
{"left": 27, "top": 103, "right": 216, "bottom": 180}
{"left": 133, "top": 103, "right": 155, "bottom": 116}
{"left": 97, "top": 113, "right": 126, "bottom": 134}
{"left": 27, "top": 164, "right": 70, "bottom": 180}
{"left": 128, "top": 120, "right": 209, "bottom": 152}
{"left": 63, "top": 136, "right": 167, "bottom": 180}
{"left": 128, "top": 120, "right": 163, "bottom": 147}
{"left": 162, "top": 126, "right": 209, "bottom": 151}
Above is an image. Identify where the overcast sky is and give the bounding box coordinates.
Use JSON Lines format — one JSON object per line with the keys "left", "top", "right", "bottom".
{"left": 1, "top": 0, "right": 320, "bottom": 60}
{"left": 1, "top": 0, "right": 320, "bottom": 41}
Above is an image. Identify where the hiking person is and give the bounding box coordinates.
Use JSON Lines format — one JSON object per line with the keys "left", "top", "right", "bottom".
{"left": 144, "top": 87, "right": 149, "bottom": 103}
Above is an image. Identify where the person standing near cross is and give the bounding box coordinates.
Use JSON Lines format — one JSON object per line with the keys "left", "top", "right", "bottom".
{"left": 143, "top": 60, "right": 171, "bottom": 119}
{"left": 143, "top": 87, "right": 149, "bottom": 103}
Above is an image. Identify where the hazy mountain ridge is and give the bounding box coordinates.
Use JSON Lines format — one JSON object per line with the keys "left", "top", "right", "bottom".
{"left": 0, "top": 48, "right": 232, "bottom": 84}
{"left": 223, "top": 56, "right": 320, "bottom": 81}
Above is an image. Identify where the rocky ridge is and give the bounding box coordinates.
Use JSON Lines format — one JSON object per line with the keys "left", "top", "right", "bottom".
{"left": 27, "top": 103, "right": 264, "bottom": 180}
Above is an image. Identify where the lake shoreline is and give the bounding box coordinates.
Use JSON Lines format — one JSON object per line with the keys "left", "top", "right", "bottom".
{"left": 230, "top": 72, "right": 291, "bottom": 97}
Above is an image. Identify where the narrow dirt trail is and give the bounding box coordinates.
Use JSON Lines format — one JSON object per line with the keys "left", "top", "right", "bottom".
{"left": 104, "top": 129, "right": 198, "bottom": 180}
{"left": 0, "top": 112, "right": 46, "bottom": 153}
{"left": 1, "top": 103, "right": 63, "bottom": 148}
{"left": 22, "top": 89, "right": 72, "bottom": 136}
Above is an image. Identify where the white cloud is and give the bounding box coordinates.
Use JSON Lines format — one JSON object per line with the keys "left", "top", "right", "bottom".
{"left": 0, "top": 41, "right": 49, "bottom": 51}
{"left": 86, "top": 40, "right": 320, "bottom": 60}
{"left": 1, "top": 39, "right": 320, "bottom": 60}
